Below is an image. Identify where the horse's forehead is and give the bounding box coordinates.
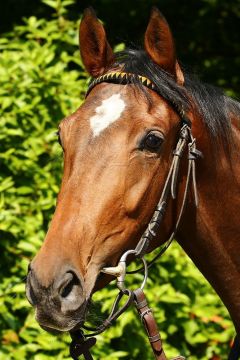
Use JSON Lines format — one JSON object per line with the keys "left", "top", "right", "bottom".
{"left": 89, "top": 93, "right": 126, "bottom": 137}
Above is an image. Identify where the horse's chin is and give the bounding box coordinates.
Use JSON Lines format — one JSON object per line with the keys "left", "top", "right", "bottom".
{"left": 40, "top": 325, "right": 68, "bottom": 335}
{"left": 40, "top": 321, "right": 83, "bottom": 334}
{"left": 35, "top": 299, "right": 89, "bottom": 334}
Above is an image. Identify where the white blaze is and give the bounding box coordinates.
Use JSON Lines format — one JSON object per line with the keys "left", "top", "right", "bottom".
{"left": 90, "top": 94, "right": 126, "bottom": 137}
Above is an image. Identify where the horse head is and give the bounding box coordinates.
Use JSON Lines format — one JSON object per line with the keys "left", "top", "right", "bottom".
{"left": 26, "top": 8, "right": 196, "bottom": 332}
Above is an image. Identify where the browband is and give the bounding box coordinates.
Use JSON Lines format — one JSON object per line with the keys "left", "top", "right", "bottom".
{"left": 86, "top": 71, "right": 191, "bottom": 127}
{"left": 86, "top": 72, "right": 157, "bottom": 96}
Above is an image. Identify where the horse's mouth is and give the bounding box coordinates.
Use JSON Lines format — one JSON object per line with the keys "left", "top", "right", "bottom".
{"left": 35, "top": 299, "right": 89, "bottom": 334}
{"left": 37, "top": 313, "right": 86, "bottom": 334}
{"left": 40, "top": 325, "right": 66, "bottom": 335}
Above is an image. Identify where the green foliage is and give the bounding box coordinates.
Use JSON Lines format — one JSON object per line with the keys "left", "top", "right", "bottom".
{"left": 0, "top": 0, "right": 236, "bottom": 359}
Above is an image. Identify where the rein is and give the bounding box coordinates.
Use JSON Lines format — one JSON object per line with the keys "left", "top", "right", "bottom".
{"left": 69, "top": 71, "right": 239, "bottom": 360}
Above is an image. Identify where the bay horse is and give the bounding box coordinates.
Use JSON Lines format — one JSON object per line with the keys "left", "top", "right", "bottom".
{"left": 26, "top": 6, "right": 240, "bottom": 357}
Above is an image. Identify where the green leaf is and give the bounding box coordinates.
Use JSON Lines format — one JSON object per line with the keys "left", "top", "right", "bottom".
{"left": 41, "top": 0, "right": 58, "bottom": 10}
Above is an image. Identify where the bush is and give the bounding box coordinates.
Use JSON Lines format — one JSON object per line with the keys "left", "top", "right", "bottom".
{"left": 0, "top": 1, "right": 235, "bottom": 359}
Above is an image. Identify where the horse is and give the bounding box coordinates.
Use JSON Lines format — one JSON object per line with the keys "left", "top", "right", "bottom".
{"left": 26, "top": 6, "right": 240, "bottom": 357}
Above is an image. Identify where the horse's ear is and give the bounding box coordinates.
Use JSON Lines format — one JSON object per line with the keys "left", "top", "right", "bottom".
{"left": 79, "top": 8, "right": 114, "bottom": 77}
{"left": 144, "top": 8, "right": 184, "bottom": 85}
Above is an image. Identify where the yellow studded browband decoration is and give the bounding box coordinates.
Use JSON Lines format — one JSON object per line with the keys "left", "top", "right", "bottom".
{"left": 85, "top": 71, "right": 187, "bottom": 121}
{"left": 86, "top": 72, "right": 157, "bottom": 97}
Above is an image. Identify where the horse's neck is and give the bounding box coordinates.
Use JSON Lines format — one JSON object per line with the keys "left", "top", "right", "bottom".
{"left": 178, "top": 120, "right": 240, "bottom": 333}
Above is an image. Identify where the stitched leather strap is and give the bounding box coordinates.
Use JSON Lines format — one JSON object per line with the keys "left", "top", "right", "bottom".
{"left": 134, "top": 288, "right": 167, "bottom": 360}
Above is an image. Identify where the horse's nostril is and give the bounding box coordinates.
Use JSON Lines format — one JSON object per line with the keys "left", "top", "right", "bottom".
{"left": 61, "top": 278, "right": 74, "bottom": 298}
{"left": 59, "top": 272, "right": 80, "bottom": 299}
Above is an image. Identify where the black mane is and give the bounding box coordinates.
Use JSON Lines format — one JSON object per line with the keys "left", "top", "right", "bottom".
{"left": 111, "top": 48, "right": 240, "bottom": 152}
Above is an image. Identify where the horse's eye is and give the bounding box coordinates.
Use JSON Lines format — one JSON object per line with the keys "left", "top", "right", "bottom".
{"left": 141, "top": 131, "right": 164, "bottom": 152}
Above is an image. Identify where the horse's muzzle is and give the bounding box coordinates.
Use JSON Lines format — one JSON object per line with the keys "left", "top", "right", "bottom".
{"left": 26, "top": 265, "right": 87, "bottom": 332}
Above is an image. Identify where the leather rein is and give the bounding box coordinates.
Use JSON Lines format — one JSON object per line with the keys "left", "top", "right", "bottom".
{"left": 69, "top": 72, "right": 239, "bottom": 360}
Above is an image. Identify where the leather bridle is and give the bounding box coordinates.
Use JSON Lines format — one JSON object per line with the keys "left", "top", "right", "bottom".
{"left": 69, "top": 72, "right": 238, "bottom": 360}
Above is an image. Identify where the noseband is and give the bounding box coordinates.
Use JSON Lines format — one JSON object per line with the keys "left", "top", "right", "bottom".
{"left": 69, "top": 72, "right": 237, "bottom": 359}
